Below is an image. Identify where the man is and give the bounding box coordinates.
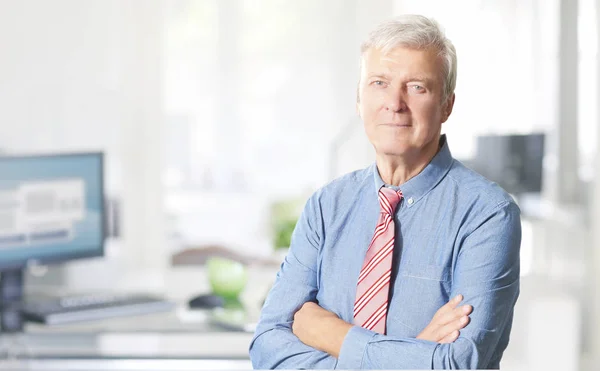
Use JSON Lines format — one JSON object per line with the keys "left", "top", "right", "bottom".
{"left": 250, "top": 14, "right": 520, "bottom": 369}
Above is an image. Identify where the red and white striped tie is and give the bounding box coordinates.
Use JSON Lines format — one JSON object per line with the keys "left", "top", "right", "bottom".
{"left": 353, "top": 186, "right": 403, "bottom": 334}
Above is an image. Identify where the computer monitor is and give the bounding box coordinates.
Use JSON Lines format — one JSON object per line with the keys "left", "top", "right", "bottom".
{"left": 472, "top": 133, "right": 545, "bottom": 195}
{"left": 0, "top": 152, "right": 104, "bottom": 304}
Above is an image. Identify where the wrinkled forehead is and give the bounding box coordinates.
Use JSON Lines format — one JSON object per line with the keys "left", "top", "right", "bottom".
{"left": 360, "top": 46, "right": 445, "bottom": 82}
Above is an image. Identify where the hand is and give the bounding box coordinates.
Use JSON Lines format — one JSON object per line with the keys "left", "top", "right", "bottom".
{"left": 292, "top": 302, "right": 353, "bottom": 358}
{"left": 416, "top": 294, "right": 472, "bottom": 343}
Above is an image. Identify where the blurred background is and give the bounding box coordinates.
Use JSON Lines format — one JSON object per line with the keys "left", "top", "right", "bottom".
{"left": 0, "top": 0, "right": 598, "bottom": 370}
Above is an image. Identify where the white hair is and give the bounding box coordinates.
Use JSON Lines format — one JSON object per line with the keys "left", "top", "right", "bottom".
{"left": 360, "top": 14, "right": 457, "bottom": 102}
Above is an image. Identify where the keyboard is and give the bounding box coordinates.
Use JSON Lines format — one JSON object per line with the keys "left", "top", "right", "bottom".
{"left": 21, "top": 293, "right": 176, "bottom": 325}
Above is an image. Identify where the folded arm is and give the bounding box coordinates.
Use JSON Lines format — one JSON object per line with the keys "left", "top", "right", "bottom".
{"left": 334, "top": 201, "right": 521, "bottom": 369}
{"left": 251, "top": 196, "right": 521, "bottom": 369}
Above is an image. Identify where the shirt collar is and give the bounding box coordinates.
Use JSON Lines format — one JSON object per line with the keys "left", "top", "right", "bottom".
{"left": 372, "top": 134, "right": 454, "bottom": 208}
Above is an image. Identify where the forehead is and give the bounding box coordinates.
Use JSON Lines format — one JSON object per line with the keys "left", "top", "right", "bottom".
{"left": 361, "top": 46, "right": 443, "bottom": 81}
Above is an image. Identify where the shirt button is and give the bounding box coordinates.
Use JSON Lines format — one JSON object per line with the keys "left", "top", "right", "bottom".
{"left": 407, "top": 197, "right": 414, "bottom": 205}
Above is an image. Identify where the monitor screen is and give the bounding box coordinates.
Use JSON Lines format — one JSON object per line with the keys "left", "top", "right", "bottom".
{"left": 473, "top": 133, "right": 545, "bottom": 195}
{"left": 0, "top": 153, "right": 104, "bottom": 270}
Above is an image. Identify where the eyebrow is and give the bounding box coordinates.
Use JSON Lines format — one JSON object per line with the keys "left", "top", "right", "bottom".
{"left": 405, "top": 76, "right": 433, "bottom": 84}
{"left": 367, "top": 73, "right": 392, "bottom": 80}
{"left": 366, "top": 73, "right": 434, "bottom": 85}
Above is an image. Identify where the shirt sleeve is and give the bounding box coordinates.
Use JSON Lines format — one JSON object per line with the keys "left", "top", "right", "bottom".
{"left": 249, "top": 192, "right": 337, "bottom": 369}
{"left": 336, "top": 200, "right": 521, "bottom": 369}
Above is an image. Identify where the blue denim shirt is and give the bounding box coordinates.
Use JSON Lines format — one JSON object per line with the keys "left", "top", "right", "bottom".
{"left": 249, "top": 135, "right": 521, "bottom": 369}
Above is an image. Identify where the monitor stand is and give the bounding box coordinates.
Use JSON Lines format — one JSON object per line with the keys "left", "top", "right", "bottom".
{"left": 0, "top": 269, "right": 25, "bottom": 332}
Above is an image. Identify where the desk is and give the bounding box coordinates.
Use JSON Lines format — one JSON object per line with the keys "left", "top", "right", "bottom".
{"left": 0, "top": 266, "right": 276, "bottom": 370}
{"left": 0, "top": 308, "right": 254, "bottom": 370}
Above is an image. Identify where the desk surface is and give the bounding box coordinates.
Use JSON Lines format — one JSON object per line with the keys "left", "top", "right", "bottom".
{"left": 0, "top": 266, "right": 275, "bottom": 369}
{"left": 1, "top": 307, "right": 254, "bottom": 362}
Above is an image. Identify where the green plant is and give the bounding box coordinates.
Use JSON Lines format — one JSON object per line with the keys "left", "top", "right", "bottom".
{"left": 274, "top": 218, "right": 297, "bottom": 250}
{"left": 270, "top": 198, "right": 302, "bottom": 250}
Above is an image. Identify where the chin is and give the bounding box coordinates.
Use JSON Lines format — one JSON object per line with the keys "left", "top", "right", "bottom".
{"left": 376, "top": 142, "right": 411, "bottom": 157}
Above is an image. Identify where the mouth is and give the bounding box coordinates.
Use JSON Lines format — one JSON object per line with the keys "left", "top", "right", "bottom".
{"left": 382, "top": 123, "right": 412, "bottom": 128}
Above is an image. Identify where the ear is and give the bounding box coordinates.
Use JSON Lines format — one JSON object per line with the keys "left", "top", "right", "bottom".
{"left": 355, "top": 82, "right": 362, "bottom": 118}
{"left": 441, "top": 93, "right": 455, "bottom": 123}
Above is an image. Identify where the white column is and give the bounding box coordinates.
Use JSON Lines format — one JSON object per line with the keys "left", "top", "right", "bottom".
{"left": 589, "top": 2, "right": 600, "bottom": 369}
{"left": 212, "top": 0, "right": 243, "bottom": 192}
{"left": 116, "top": 0, "right": 168, "bottom": 285}
{"left": 542, "top": 0, "right": 580, "bottom": 205}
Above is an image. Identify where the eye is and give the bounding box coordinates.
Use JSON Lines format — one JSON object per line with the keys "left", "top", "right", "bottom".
{"left": 410, "top": 85, "right": 425, "bottom": 93}
{"left": 371, "top": 80, "right": 387, "bottom": 87}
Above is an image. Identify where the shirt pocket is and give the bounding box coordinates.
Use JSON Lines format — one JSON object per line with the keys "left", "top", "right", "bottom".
{"left": 388, "top": 264, "right": 452, "bottom": 334}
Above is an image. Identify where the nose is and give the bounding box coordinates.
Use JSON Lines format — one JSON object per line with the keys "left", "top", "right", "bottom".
{"left": 384, "top": 89, "right": 408, "bottom": 113}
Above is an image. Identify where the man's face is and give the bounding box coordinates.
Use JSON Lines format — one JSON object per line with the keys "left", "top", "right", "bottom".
{"left": 358, "top": 46, "right": 454, "bottom": 158}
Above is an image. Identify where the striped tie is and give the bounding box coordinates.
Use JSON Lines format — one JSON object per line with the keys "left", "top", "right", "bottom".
{"left": 353, "top": 186, "right": 403, "bottom": 334}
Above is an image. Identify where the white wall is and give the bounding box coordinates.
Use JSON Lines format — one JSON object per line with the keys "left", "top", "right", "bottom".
{"left": 0, "top": 0, "right": 168, "bottom": 288}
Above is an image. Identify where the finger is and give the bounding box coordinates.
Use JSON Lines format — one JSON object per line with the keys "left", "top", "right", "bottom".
{"left": 434, "top": 295, "right": 463, "bottom": 319}
{"left": 439, "top": 330, "right": 459, "bottom": 344}
{"left": 433, "top": 304, "right": 472, "bottom": 327}
{"left": 300, "top": 301, "right": 317, "bottom": 312}
{"left": 436, "top": 315, "right": 470, "bottom": 340}
{"left": 437, "top": 304, "right": 473, "bottom": 326}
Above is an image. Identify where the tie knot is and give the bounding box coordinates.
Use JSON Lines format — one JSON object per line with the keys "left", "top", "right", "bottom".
{"left": 378, "top": 187, "right": 403, "bottom": 215}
